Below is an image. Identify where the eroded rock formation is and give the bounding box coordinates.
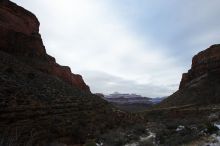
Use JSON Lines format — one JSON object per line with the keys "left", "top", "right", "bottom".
{"left": 0, "top": 0, "right": 90, "bottom": 92}
{"left": 179, "top": 44, "right": 220, "bottom": 89}
{"left": 159, "top": 45, "right": 220, "bottom": 107}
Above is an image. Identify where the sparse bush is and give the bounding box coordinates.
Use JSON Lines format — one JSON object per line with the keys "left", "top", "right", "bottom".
{"left": 132, "top": 124, "right": 146, "bottom": 136}
{"left": 101, "top": 129, "right": 128, "bottom": 146}
{"left": 84, "top": 139, "right": 96, "bottom": 146}
{"left": 206, "top": 122, "right": 219, "bottom": 134}
{"left": 100, "top": 124, "right": 149, "bottom": 146}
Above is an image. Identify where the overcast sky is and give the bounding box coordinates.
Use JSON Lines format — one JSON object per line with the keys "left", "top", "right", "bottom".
{"left": 13, "top": 0, "right": 220, "bottom": 97}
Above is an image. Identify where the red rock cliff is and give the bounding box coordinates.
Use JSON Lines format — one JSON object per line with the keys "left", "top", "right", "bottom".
{"left": 179, "top": 44, "right": 220, "bottom": 89}
{"left": 0, "top": 0, "right": 90, "bottom": 92}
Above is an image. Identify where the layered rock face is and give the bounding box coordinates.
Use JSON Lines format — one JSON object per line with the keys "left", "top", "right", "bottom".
{"left": 179, "top": 45, "right": 220, "bottom": 89}
{"left": 0, "top": 1, "right": 143, "bottom": 145}
{"left": 159, "top": 45, "right": 220, "bottom": 107}
{"left": 0, "top": 0, "right": 90, "bottom": 92}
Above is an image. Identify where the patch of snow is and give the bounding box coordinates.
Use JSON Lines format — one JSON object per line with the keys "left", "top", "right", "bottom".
{"left": 208, "top": 113, "right": 219, "bottom": 121}
{"left": 176, "top": 125, "right": 185, "bottom": 132}
{"left": 124, "top": 142, "right": 138, "bottom": 146}
{"left": 96, "top": 142, "right": 103, "bottom": 146}
{"left": 214, "top": 124, "right": 220, "bottom": 129}
{"left": 202, "top": 134, "right": 220, "bottom": 146}
{"left": 125, "top": 131, "right": 156, "bottom": 146}
{"left": 140, "top": 132, "right": 156, "bottom": 141}
{"left": 215, "top": 135, "right": 220, "bottom": 142}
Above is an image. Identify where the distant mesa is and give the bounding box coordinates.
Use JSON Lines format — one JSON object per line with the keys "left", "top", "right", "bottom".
{"left": 98, "top": 92, "right": 165, "bottom": 112}
{"left": 102, "top": 92, "right": 166, "bottom": 104}
{"left": 106, "top": 92, "right": 151, "bottom": 99}
{"left": 150, "top": 97, "right": 167, "bottom": 104}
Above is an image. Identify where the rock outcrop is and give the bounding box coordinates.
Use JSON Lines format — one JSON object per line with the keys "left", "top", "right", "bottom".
{"left": 159, "top": 45, "right": 220, "bottom": 107}
{"left": 179, "top": 44, "right": 220, "bottom": 89}
{"left": 0, "top": 0, "right": 90, "bottom": 92}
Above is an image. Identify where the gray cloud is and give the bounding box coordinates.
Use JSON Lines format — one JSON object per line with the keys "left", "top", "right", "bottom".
{"left": 83, "top": 71, "right": 177, "bottom": 97}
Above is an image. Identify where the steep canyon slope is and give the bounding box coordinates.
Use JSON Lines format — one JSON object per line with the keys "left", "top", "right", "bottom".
{"left": 159, "top": 45, "right": 220, "bottom": 107}
{"left": 0, "top": 1, "right": 141, "bottom": 145}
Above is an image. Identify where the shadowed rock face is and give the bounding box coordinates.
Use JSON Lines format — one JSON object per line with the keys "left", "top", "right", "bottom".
{"left": 0, "top": 1, "right": 144, "bottom": 145}
{"left": 179, "top": 44, "right": 220, "bottom": 89}
{"left": 0, "top": 0, "right": 39, "bottom": 35}
{"left": 0, "top": 0, "right": 90, "bottom": 92}
{"left": 0, "top": 1, "right": 98, "bottom": 145}
{"left": 159, "top": 45, "right": 220, "bottom": 107}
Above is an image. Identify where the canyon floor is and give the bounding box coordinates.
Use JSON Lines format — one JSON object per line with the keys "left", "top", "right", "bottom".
{"left": 87, "top": 104, "right": 220, "bottom": 146}
{"left": 53, "top": 104, "right": 220, "bottom": 146}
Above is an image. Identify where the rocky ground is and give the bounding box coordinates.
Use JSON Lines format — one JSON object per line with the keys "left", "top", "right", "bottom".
{"left": 90, "top": 104, "right": 220, "bottom": 146}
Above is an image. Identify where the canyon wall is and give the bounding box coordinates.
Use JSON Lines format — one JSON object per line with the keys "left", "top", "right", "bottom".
{"left": 179, "top": 44, "right": 220, "bottom": 89}
{"left": 159, "top": 45, "right": 220, "bottom": 107}
{"left": 0, "top": 0, "right": 90, "bottom": 92}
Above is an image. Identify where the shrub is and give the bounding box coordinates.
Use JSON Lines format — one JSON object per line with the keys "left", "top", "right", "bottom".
{"left": 206, "top": 122, "right": 219, "bottom": 134}
{"left": 84, "top": 139, "right": 96, "bottom": 146}
{"left": 132, "top": 124, "right": 147, "bottom": 136}
{"left": 101, "top": 129, "right": 128, "bottom": 146}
